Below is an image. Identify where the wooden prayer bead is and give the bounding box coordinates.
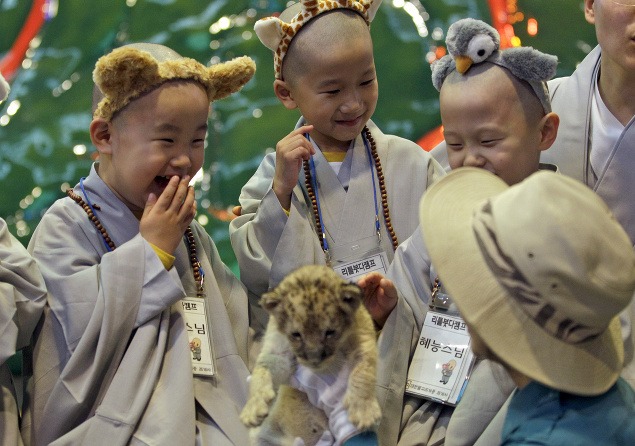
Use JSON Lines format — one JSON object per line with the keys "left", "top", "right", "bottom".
{"left": 302, "top": 126, "right": 399, "bottom": 253}
{"left": 66, "top": 188, "right": 203, "bottom": 291}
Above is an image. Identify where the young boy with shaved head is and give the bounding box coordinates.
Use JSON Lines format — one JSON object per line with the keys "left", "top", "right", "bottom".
{"left": 230, "top": 0, "right": 443, "bottom": 301}
{"left": 230, "top": 3, "right": 444, "bottom": 443}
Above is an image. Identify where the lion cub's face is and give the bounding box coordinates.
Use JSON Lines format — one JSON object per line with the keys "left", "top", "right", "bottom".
{"left": 261, "top": 265, "right": 362, "bottom": 370}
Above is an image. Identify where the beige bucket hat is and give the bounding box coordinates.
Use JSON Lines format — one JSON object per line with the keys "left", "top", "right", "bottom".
{"left": 420, "top": 167, "right": 635, "bottom": 395}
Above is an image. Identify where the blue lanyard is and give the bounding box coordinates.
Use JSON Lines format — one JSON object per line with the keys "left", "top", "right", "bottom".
{"left": 305, "top": 132, "right": 382, "bottom": 260}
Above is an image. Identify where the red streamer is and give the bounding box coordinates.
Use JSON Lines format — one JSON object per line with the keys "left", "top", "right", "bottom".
{"left": 0, "top": 0, "right": 47, "bottom": 80}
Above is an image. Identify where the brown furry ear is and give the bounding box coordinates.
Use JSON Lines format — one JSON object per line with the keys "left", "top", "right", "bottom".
{"left": 340, "top": 283, "right": 362, "bottom": 313}
{"left": 206, "top": 56, "right": 256, "bottom": 101}
{"left": 260, "top": 289, "right": 283, "bottom": 313}
{"left": 93, "top": 48, "right": 161, "bottom": 100}
{"left": 92, "top": 45, "right": 255, "bottom": 120}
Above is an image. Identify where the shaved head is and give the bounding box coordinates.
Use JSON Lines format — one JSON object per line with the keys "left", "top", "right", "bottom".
{"left": 443, "top": 63, "right": 546, "bottom": 125}
{"left": 282, "top": 9, "right": 371, "bottom": 83}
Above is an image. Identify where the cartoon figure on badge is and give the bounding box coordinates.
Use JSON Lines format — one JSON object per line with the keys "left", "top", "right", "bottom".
{"left": 190, "top": 338, "right": 202, "bottom": 361}
{"left": 440, "top": 359, "right": 456, "bottom": 384}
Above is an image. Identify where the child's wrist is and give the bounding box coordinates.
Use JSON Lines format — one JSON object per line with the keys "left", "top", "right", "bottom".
{"left": 272, "top": 180, "right": 292, "bottom": 211}
{"left": 148, "top": 242, "right": 176, "bottom": 269}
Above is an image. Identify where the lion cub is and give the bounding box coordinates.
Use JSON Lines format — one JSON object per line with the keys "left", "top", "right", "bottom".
{"left": 241, "top": 265, "right": 381, "bottom": 445}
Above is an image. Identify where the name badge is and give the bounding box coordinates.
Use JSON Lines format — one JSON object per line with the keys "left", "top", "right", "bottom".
{"left": 181, "top": 297, "right": 215, "bottom": 377}
{"left": 334, "top": 251, "right": 389, "bottom": 281}
{"left": 405, "top": 311, "right": 475, "bottom": 406}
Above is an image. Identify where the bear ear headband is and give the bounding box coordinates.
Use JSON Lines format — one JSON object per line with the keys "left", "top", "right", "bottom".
{"left": 93, "top": 45, "right": 256, "bottom": 120}
{"left": 254, "top": 0, "right": 382, "bottom": 79}
{"left": 431, "top": 18, "right": 558, "bottom": 113}
{"left": 0, "top": 72, "right": 9, "bottom": 103}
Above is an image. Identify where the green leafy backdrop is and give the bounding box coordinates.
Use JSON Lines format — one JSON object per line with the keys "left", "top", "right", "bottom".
{"left": 0, "top": 0, "right": 596, "bottom": 272}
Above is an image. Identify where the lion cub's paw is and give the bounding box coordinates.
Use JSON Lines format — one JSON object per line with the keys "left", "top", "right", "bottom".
{"left": 240, "top": 388, "right": 275, "bottom": 427}
{"left": 344, "top": 394, "right": 381, "bottom": 430}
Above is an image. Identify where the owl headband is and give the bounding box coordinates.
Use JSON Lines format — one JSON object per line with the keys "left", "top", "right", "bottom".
{"left": 255, "top": 0, "right": 382, "bottom": 79}
{"left": 93, "top": 43, "right": 256, "bottom": 120}
{"left": 431, "top": 18, "right": 558, "bottom": 114}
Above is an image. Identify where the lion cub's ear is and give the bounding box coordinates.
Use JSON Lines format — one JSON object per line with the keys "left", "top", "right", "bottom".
{"left": 260, "top": 290, "right": 282, "bottom": 314}
{"left": 340, "top": 283, "right": 363, "bottom": 314}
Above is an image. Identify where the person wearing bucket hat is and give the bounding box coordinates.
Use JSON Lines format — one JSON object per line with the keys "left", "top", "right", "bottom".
{"left": 22, "top": 44, "right": 258, "bottom": 445}
{"left": 358, "top": 18, "right": 561, "bottom": 446}
{"left": 0, "top": 72, "right": 47, "bottom": 446}
{"left": 420, "top": 167, "right": 635, "bottom": 444}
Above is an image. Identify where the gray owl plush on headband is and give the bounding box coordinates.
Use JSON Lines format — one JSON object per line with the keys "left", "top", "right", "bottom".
{"left": 431, "top": 18, "right": 558, "bottom": 113}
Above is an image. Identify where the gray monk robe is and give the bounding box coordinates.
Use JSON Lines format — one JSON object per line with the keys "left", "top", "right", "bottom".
{"left": 22, "top": 165, "right": 252, "bottom": 446}
{"left": 0, "top": 220, "right": 47, "bottom": 446}
{"left": 541, "top": 45, "right": 635, "bottom": 388}
{"left": 230, "top": 118, "right": 445, "bottom": 445}
{"left": 381, "top": 225, "right": 516, "bottom": 446}
{"left": 230, "top": 119, "right": 445, "bottom": 299}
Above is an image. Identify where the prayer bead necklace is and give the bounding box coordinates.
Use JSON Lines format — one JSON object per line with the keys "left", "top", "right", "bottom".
{"left": 303, "top": 125, "right": 398, "bottom": 253}
{"left": 66, "top": 188, "right": 205, "bottom": 294}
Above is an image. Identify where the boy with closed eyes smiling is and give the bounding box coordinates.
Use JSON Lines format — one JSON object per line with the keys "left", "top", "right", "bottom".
{"left": 360, "top": 18, "right": 562, "bottom": 446}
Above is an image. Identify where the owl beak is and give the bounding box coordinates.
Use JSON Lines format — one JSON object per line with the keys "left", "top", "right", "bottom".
{"left": 455, "top": 55, "right": 473, "bottom": 74}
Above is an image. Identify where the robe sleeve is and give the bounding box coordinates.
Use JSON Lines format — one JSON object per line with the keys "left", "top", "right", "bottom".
{"left": 429, "top": 141, "right": 450, "bottom": 173}
{"left": 385, "top": 227, "right": 434, "bottom": 331}
{"left": 0, "top": 219, "right": 46, "bottom": 363}
{"left": 24, "top": 203, "right": 185, "bottom": 444}
{"left": 445, "top": 360, "right": 516, "bottom": 446}
{"left": 0, "top": 219, "right": 46, "bottom": 446}
{"left": 230, "top": 152, "right": 325, "bottom": 298}
{"left": 29, "top": 208, "right": 185, "bottom": 347}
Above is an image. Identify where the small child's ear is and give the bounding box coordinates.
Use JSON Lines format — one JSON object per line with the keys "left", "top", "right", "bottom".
{"left": 538, "top": 112, "right": 560, "bottom": 152}
{"left": 584, "top": 0, "right": 596, "bottom": 26}
{"left": 273, "top": 79, "right": 297, "bottom": 110}
{"left": 89, "top": 118, "right": 113, "bottom": 155}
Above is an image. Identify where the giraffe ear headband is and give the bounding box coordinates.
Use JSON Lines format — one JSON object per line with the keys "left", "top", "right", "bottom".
{"left": 0, "top": 72, "right": 9, "bottom": 103}
{"left": 255, "top": 0, "right": 382, "bottom": 79}
{"left": 93, "top": 43, "right": 256, "bottom": 120}
{"left": 431, "top": 18, "right": 558, "bottom": 113}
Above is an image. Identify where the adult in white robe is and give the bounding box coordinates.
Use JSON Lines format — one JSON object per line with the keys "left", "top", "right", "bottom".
{"left": 22, "top": 165, "right": 252, "bottom": 446}
{"left": 541, "top": 44, "right": 635, "bottom": 388}
{"left": 0, "top": 219, "right": 46, "bottom": 446}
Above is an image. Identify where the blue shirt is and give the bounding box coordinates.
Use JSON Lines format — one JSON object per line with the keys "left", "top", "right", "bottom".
{"left": 501, "top": 378, "right": 635, "bottom": 445}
